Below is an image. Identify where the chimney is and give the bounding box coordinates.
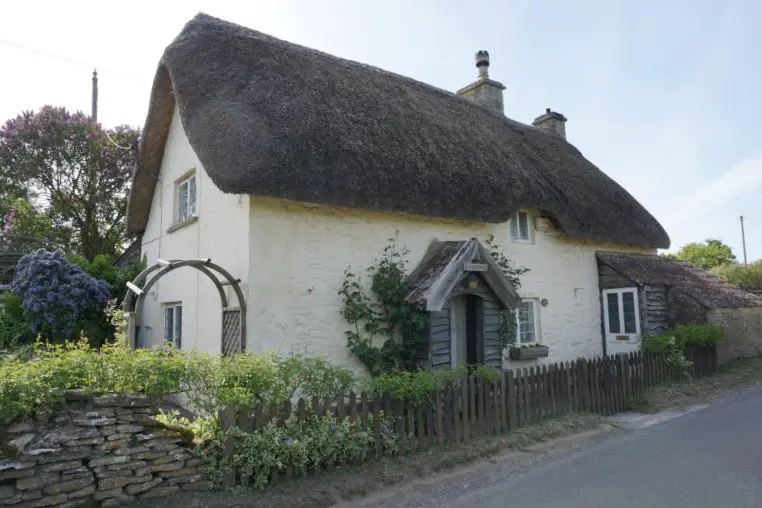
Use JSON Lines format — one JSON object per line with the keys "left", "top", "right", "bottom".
{"left": 532, "top": 108, "right": 567, "bottom": 139}
{"left": 456, "top": 50, "right": 506, "bottom": 115}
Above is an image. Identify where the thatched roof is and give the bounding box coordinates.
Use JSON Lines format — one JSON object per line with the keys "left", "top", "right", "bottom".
{"left": 127, "top": 13, "right": 670, "bottom": 250}
{"left": 405, "top": 239, "right": 521, "bottom": 311}
{"left": 596, "top": 251, "right": 762, "bottom": 309}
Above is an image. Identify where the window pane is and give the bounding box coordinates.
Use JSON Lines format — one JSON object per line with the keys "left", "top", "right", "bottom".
{"left": 188, "top": 176, "right": 197, "bottom": 217}
{"left": 164, "top": 307, "right": 174, "bottom": 342}
{"left": 622, "top": 292, "right": 636, "bottom": 334}
{"left": 178, "top": 182, "right": 188, "bottom": 222}
{"left": 516, "top": 301, "right": 536, "bottom": 343}
{"left": 518, "top": 212, "right": 529, "bottom": 240}
{"left": 606, "top": 293, "right": 620, "bottom": 333}
{"left": 509, "top": 215, "right": 519, "bottom": 239}
{"left": 174, "top": 306, "right": 183, "bottom": 348}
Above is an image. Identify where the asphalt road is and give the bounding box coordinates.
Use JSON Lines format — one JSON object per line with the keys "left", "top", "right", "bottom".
{"left": 356, "top": 386, "right": 762, "bottom": 507}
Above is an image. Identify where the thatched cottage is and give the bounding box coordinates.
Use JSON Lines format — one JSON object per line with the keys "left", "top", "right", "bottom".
{"left": 126, "top": 13, "right": 675, "bottom": 371}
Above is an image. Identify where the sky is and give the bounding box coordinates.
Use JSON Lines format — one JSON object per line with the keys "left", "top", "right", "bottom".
{"left": 1, "top": 0, "right": 761, "bottom": 261}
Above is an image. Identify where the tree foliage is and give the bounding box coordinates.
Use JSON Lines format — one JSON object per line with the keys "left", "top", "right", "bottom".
{"left": 712, "top": 260, "right": 762, "bottom": 291}
{"left": 10, "top": 250, "right": 111, "bottom": 342}
{"left": 0, "top": 198, "right": 71, "bottom": 250}
{"left": 0, "top": 106, "right": 138, "bottom": 260}
{"left": 666, "top": 239, "right": 736, "bottom": 270}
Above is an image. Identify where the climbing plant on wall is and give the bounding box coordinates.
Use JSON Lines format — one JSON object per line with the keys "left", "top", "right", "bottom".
{"left": 339, "top": 233, "right": 529, "bottom": 375}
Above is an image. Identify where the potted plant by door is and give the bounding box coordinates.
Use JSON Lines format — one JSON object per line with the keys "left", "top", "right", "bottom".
{"left": 509, "top": 343, "right": 550, "bottom": 360}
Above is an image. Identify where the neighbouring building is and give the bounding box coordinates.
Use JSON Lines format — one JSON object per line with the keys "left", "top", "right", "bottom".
{"left": 125, "top": 13, "right": 674, "bottom": 373}
{"left": 596, "top": 252, "right": 762, "bottom": 361}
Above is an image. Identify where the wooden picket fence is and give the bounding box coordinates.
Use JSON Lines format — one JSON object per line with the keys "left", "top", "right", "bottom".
{"left": 219, "top": 345, "right": 716, "bottom": 486}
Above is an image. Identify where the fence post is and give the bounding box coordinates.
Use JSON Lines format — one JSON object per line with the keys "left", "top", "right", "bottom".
{"left": 506, "top": 370, "right": 515, "bottom": 430}
{"left": 576, "top": 359, "right": 589, "bottom": 412}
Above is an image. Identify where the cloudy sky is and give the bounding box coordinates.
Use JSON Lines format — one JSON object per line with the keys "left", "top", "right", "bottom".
{"left": 2, "top": 0, "right": 760, "bottom": 260}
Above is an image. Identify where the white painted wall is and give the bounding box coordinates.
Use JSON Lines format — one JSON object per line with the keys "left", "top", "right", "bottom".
{"left": 140, "top": 107, "right": 250, "bottom": 353}
{"left": 247, "top": 198, "right": 654, "bottom": 372}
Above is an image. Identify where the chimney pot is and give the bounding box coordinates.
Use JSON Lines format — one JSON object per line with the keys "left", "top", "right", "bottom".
{"left": 456, "top": 50, "right": 505, "bottom": 115}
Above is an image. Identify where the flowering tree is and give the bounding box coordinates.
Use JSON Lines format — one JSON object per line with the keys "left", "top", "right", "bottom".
{"left": 10, "top": 250, "right": 111, "bottom": 342}
{"left": 0, "top": 106, "right": 139, "bottom": 260}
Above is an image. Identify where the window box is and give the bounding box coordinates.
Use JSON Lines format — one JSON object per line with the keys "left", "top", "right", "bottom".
{"left": 509, "top": 344, "right": 549, "bottom": 360}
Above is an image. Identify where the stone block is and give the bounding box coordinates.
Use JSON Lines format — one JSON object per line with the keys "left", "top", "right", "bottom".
{"left": 66, "top": 485, "right": 96, "bottom": 499}
{"left": 101, "top": 495, "right": 136, "bottom": 507}
{"left": 17, "top": 473, "right": 60, "bottom": 491}
{"left": 139, "top": 485, "right": 179, "bottom": 499}
{"left": 97, "top": 474, "right": 151, "bottom": 491}
{"left": 185, "top": 458, "right": 206, "bottom": 467}
{"left": 85, "top": 409, "right": 115, "bottom": 418}
{"left": 93, "top": 469, "right": 126, "bottom": 479}
{"left": 88, "top": 455, "right": 129, "bottom": 468}
{"left": 93, "top": 488, "right": 123, "bottom": 501}
{"left": 62, "top": 437, "right": 103, "bottom": 447}
{"left": 34, "top": 451, "right": 89, "bottom": 464}
{"left": 159, "top": 467, "right": 198, "bottom": 478}
{"left": 60, "top": 470, "right": 93, "bottom": 481}
{"left": 113, "top": 446, "right": 148, "bottom": 456}
{"left": 105, "top": 434, "right": 132, "bottom": 442}
{"left": 93, "top": 395, "right": 155, "bottom": 408}
{"left": 0, "top": 486, "right": 17, "bottom": 500}
{"left": 40, "top": 460, "right": 83, "bottom": 473}
{"left": 24, "top": 448, "right": 61, "bottom": 457}
{"left": 22, "top": 490, "right": 42, "bottom": 501}
{"left": 105, "top": 460, "right": 146, "bottom": 471}
{"left": 72, "top": 417, "right": 116, "bottom": 427}
{"left": 135, "top": 461, "right": 183, "bottom": 477}
{"left": 151, "top": 451, "right": 191, "bottom": 465}
{"left": 115, "top": 425, "right": 144, "bottom": 433}
{"left": 0, "top": 468, "right": 35, "bottom": 480}
{"left": 166, "top": 474, "right": 205, "bottom": 486}
{"left": 8, "top": 434, "right": 36, "bottom": 453}
{"left": 0, "top": 491, "right": 22, "bottom": 505}
{"left": 0, "top": 460, "right": 36, "bottom": 472}
{"left": 43, "top": 475, "right": 94, "bottom": 495}
{"left": 98, "top": 441, "right": 130, "bottom": 452}
{"left": 141, "top": 440, "right": 178, "bottom": 452}
{"left": 100, "top": 427, "right": 118, "bottom": 437}
{"left": 132, "top": 451, "right": 168, "bottom": 461}
{"left": 27, "top": 493, "right": 68, "bottom": 507}
{"left": 124, "top": 478, "right": 162, "bottom": 496}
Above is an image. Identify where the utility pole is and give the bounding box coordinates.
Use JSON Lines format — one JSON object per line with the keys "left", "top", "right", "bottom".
{"left": 91, "top": 69, "right": 98, "bottom": 122}
{"left": 740, "top": 215, "right": 748, "bottom": 264}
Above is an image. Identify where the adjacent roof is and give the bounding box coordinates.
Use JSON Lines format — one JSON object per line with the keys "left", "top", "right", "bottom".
{"left": 114, "top": 235, "right": 143, "bottom": 268}
{"left": 596, "top": 251, "right": 762, "bottom": 309}
{"left": 127, "top": 13, "right": 670, "bottom": 250}
{"left": 405, "top": 238, "right": 522, "bottom": 311}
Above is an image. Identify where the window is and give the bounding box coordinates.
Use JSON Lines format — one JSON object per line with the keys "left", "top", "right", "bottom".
{"left": 175, "top": 173, "right": 197, "bottom": 224}
{"left": 508, "top": 211, "right": 531, "bottom": 243}
{"left": 164, "top": 303, "right": 182, "bottom": 348}
{"left": 602, "top": 289, "right": 640, "bottom": 336}
{"left": 515, "top": 300, "right": 539, "bottom": 344}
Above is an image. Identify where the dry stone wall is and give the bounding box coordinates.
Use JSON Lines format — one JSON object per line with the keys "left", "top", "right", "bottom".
{"left": 0, "top": 392, "right": 210, "bottom": 507}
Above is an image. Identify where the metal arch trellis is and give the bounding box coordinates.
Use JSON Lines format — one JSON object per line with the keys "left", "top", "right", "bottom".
{"left": 122, "top": 258, "right": 247, "bottom": 356}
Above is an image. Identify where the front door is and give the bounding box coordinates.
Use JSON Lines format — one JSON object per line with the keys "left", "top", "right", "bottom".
{"left": 602, "top": 288, "right": 641, "bottom": 355}
{"left": 450, "top": 294, "right": 484, "bottom": 367}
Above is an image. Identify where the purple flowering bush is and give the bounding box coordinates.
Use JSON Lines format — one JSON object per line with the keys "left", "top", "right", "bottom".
{"left": 10, "top": 249, "right": 111, "bottom": 341}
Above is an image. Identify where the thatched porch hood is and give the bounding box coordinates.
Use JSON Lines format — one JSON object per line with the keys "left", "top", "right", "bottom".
{"left": 126, "top": 13, "right": 670, "bottom": 250}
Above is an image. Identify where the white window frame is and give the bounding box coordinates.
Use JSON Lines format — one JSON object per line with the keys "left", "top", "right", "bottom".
{"left": 602, "top": 288, "right": 641, "bottom": 336}
{"left": 515, "top": 299, "right": 540, "bottom": 344}
{"left": 163, "top": 303, "right": 182, "bottom": 349}
{"left": 174, "top": 171, "right": 197, "bottom": 224}
{"left": 508, "top": 211, "right": 532, "bottom": 243}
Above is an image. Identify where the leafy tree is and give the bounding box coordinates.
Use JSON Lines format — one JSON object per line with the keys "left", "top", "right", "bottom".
{"left": 712, "top": 261, "right": 762, "bottom": 291}
{"left": 668, "top": 239, "right": 736, "bottom": 270}
{"left": 69, "top": 253, "right": 146, "bottom": 303}
{"left": 0, "top": 106, "right": 138, "bottom": 260}
{"left": 0, "top": 198, "right": 71, "bottom": 249}
{"left": 10, "top": 250, "right": 111, "bottom": 344}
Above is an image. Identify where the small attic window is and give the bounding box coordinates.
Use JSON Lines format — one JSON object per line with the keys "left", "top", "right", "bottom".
{"left": 508, "top": 211, "right": 531, "bottom": 243}
{"left": 174, "top": 170, "right": 197, "bottom": 224}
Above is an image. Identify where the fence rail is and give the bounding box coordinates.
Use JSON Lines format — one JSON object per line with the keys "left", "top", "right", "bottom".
{"left": 219, "top": 345, "right": 716, "bottom": 486}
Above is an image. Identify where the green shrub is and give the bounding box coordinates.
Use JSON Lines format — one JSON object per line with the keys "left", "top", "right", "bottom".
{"left": 642, "top": 324, "right": 724, "bottom": 353}
{"left": 0, "top": 294, "right": 34, "bottom": 351}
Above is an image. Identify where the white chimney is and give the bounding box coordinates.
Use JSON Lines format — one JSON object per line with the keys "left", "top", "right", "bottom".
{"left": 456, "top": 50, "right": 506, "bottom": 115}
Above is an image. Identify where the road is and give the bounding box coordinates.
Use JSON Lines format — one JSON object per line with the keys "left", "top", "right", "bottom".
{"left": 351, "top": 386, "right": 762, "bottom": 507}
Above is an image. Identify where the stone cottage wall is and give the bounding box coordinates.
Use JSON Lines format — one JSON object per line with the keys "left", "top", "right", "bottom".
{"left": 708, "top": 307, "right": 762, "bottom": 364}
{"left": 0, "top": 392, "right": 210, "bottom": 507}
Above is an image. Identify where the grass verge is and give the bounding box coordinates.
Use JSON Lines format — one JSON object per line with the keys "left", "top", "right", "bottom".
{"left": 129, "top": 413, "right": 604, "bottom": 508}
{"left": 630, "top": 355, "right": 762, "bottom": 413}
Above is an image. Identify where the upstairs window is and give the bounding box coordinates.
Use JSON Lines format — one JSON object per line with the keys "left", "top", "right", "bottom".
{"left": 508, "top": 211, "right": 531, "bottom": 243}
{"left": 175, "top": 172, "right": 197, "bottom": 224}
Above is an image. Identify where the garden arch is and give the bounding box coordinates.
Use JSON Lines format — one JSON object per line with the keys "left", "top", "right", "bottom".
{"left": 122, "top": 258, "right": 246, "bottom": 355}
